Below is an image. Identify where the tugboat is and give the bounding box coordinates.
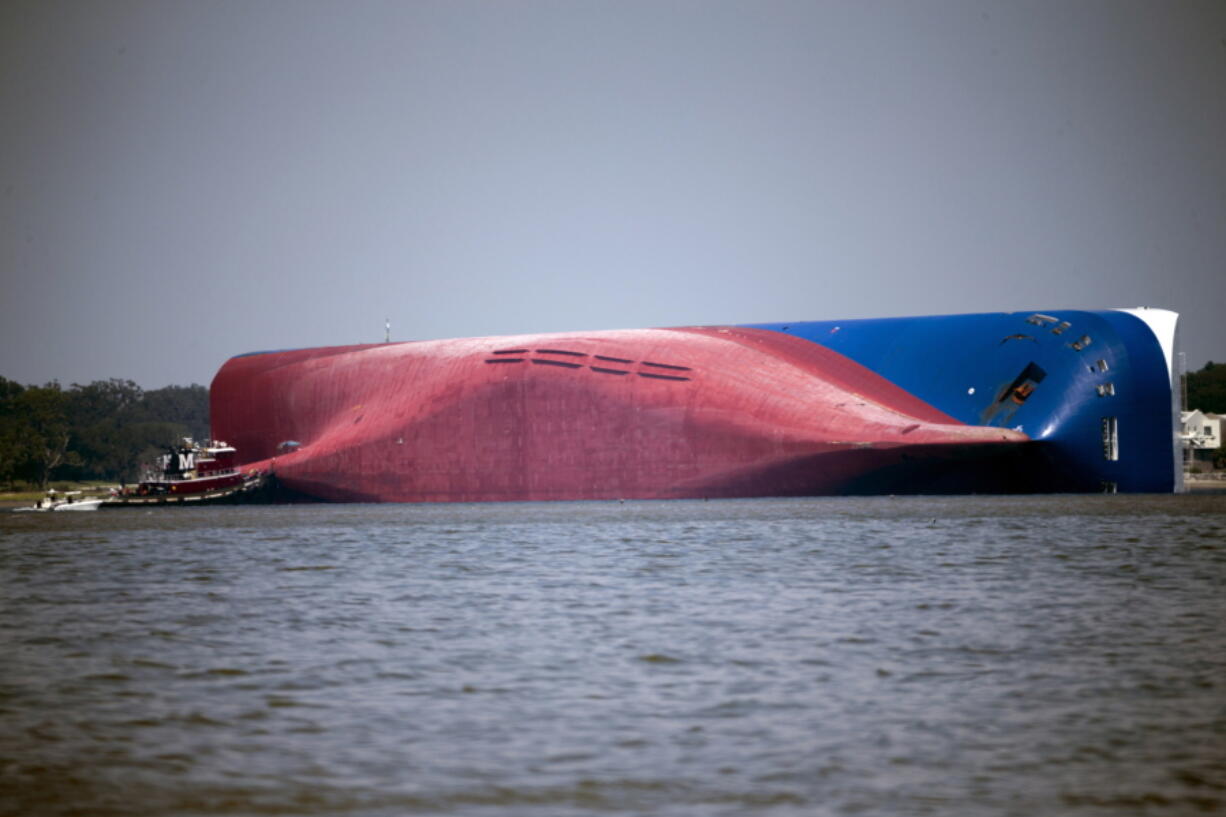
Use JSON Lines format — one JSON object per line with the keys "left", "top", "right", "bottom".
{"left": 105, "top": 439, "right": 268, "bottom": 507}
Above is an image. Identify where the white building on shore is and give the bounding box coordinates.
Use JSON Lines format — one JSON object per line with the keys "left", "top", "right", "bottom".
{"left": 1181, "top": 410, "right": 1223, "bottom": 466}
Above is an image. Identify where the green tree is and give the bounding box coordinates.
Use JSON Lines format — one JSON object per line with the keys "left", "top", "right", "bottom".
{"left": 16, "top": 383, "right": 81, "bottom": 489}
{"left": 68, "top": 379, "right": 144, "bottom": 425}
{"left": 0, "top": 376, "right": 211, "bottom": 486}
{"left": 140, "top": 384, "right": 210, "bottom": 441}
{"left": 1187, "top": 361, "right": 1226, "bottom": 414}
{"left": 64, "top": 379, "right": 146, "bottom": 481}
{"left": 0, "top": 377, "right": 31, "bottom": 489}
{"left": 61, "top": 380, "right": 210, "bottom": 483}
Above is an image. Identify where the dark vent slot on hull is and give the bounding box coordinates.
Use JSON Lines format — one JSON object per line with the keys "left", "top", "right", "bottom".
{"left": 536, "top": 349, "right": 586, "bottom": 357}
{"left": 492, "top": 349, "right": 528, "bottom": 355}
{"left": 595, "top": 355, "right": 633, "bottom": 364}
{"left": 642, "top": 361, "right": 692, "bottom": 371}
{"left": 591, "top": 366, "right": 630, "bottom": 375}
{"left": 531, "top": 359, "right": 583, "bottom": 369}
{"left": 485, "top": 358, "right": 525, "bottom": 364}
{"left": 638, "top": 372, "right": 690, "bottom": 382}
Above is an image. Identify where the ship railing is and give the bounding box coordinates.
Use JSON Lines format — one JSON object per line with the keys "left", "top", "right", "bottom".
{"left": 194, "top": 467, "right": 239, "bottom": 477}
{"left": 145, "top": 467, "right": 240, "bottom": 484}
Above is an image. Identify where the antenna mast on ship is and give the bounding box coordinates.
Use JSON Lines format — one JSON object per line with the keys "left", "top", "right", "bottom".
{"left": 385, "top": 318, "right": 390, "bottom": 344}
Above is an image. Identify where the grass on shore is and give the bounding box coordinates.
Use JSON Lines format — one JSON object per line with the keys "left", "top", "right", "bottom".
{"left": 1, "top": 481, "right": 118, "bottom": 503}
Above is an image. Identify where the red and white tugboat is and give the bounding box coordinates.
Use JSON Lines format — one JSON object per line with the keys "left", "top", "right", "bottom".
{"left": 106, "top": 439, "right": 267, "bottom": 506}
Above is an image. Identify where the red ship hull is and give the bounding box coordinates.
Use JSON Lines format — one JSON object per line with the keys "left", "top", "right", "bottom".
{"left": 210, "top": 326, "right": 1026, "bottom": 503}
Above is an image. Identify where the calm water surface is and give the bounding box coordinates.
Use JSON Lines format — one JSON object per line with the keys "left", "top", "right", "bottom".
{"left": 2, "top": 495, "right": 1225, "bottom": 816}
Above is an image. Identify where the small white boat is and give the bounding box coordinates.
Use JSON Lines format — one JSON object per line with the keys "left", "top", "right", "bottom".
{"left": 52, "top": 497, "right": 104, "bottom": 511}
{"left": 13, "top": 491, "right": 104, "bottom": 512}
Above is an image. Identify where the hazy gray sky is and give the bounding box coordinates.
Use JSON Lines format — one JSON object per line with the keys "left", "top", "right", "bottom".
{"left": 3, "top": 0, "right": 1224, "bottom": 388}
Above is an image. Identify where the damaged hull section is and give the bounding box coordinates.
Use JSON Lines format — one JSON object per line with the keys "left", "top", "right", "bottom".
{"left": 210, "top": 309, "right": 1180, "bottom": 502}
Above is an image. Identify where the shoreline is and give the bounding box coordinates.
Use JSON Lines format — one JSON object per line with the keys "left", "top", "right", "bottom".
{"left": 5, "top": 483, "right": 1225, "bottom": 509}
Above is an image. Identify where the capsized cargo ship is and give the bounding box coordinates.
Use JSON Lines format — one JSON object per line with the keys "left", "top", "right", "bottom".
{"left": 209, "top": 308, "right": 1182, "bottom": 502}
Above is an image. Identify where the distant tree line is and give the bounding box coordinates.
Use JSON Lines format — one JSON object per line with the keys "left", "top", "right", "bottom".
{"left": 0, "top": 377, "right": 209, "bottom": 490}
{"left": 1187, "top": 361, "right": 1226, "bottom": 414}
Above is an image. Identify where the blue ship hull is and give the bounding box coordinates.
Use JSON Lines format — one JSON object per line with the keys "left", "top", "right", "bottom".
{"left": 745, "top": 308, "right": 1181, "bottom": 493}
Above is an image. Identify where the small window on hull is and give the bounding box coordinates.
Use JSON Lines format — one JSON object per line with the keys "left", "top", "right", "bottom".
{"left": 1102, "top": 417, "right": 1119, "bottom": 461}
{"left": 1068, "top": 335, "right": 1092, "bottom": 351}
